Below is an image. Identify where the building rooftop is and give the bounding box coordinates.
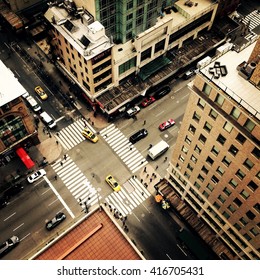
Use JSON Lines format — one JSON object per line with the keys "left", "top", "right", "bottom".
{"left": 30, "top": 206, "right": 143, "bottom": 260}
{"left": 201, "top": 41, "right": 260, "bottom": 120}
{"left": 44, "top": 2, "right": 113, "bottom": 59}
{"left": 0, "top": 60, "right": 27, "bottom": 107}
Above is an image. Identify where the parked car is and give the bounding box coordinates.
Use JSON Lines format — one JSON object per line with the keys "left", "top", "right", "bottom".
{"left": 45, "top": 212, "right": 66, "bottom": 231}
{"left": 0, "top": 195, "right": 8, "bottom": 209}
{"left": 0, "top": 236, "right": 19, "bottom": 258}
{"left": 125, "top": 105, "right": 141, "bottom": 118}
{"left": 27, "top": 169, "right": 46, "bottom": 183}
{"left": 183, "top": 68, "right": 198, "bottom": 79}
{"left": 4, "top": 184, "right": 24, "bottom": 200}
{"left": 159, "top": 118, "right": 176, "bottom": 131}
{"left": 105, "top": 175, "right": 121, "bottom": 192}
{"left": 129, "top": 128, "right": 148, "bottom": 144}
{"left": 34, "top": 86, "right": 48, "bottom": 100}
{"left": 153, "top": 85, "right": 171, "bottom": 99}
{"left": 141, "top": 96, "right": 156, "bottom": 107}
{"left": 82, "top": 128, "right": 99, "bottom": 143}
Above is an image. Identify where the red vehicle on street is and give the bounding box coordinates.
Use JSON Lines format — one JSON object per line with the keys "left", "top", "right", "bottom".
{"left": 159, "top": 118, "right": 176, "bottom": 131}
{"left": 141, "top": 96, "right": 156, "bottom": 107}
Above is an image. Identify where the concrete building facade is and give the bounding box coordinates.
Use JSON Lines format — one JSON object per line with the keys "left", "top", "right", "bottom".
{"left": 163, "top": 41, "right": 260, "bottom": 260}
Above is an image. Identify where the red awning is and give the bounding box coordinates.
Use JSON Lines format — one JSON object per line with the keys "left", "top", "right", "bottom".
{"left": 16, "top": 147, "right": 35, "bottom": 169}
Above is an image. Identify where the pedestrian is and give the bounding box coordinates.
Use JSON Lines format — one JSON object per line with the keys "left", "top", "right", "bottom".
{"left": 154, "top": 174, "right": 157, "bottom": 179}
{"left": 144, "top": 166, "right": 147, "bottom": 173}
{"left": 152, "top": 172, "right": 155, "bottom": 177}
{"left": 164, "top": 156, "right": 168, "bottom": 162}
{"left": 155, "top": 165, "right": 158, "bottom": 170}
{"left": 63, "top": 154, "right": 67, "bottom": 160}
{"left": 60, "top": 161, "right": 63, "bottom": 166}
{"left": 146, "top": 173, "right": 149, "bottom": 178}
{"left": 150, "top": 178, "right": 153, "bottom": 183}
{"left": 140, "top": 179, "right": 143, "bottom": 183}
{"left": 149, "top": 144, "right": 152, "bottom": 149}
{"left": 141, "top": 192, "right": 144, "bottom": 196}
{"left": 56, "top": 132, "right": 60, "bottom": 137}
{"left": 56, "top": 140, "right": 59, "bottom": 145}
{"left": 91, "top": 121, "right": 94, "bottom": 126}
{"left": 54, "top": 175, "right": 57, "bottom": 180}
{"left": 143, "top": 120, "right": 146, "bottom": 125}
{"left": 130, "top": 146, "right": 132, "bottom": 150}
{"left": 49, "top": 133, "right": 52, "bottom": 138}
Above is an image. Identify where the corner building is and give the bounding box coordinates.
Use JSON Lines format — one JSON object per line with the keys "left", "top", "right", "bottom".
{"left": 165, "top": 41, "right": 260, "bottom": 260}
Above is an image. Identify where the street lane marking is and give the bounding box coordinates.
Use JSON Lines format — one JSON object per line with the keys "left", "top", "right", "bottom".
{"left": 4, "top": 212, "right": 16, "bottom": 221}
{"left": 155, "top": 110, "right": 165, "bottom": 117}
{"left": 44, "top": 176, "right": 75, "bottom": 219}
{"left": 166, "top": 253, "right": 172, "bottom": 260}
{"left": 13, "top": 223, "right": 24, "bottom": 231}
{"left": 177, "top": 244, "right": 188, "bottom": 256}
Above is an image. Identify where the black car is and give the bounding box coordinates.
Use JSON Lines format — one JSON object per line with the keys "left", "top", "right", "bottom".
{"left": 153, "top": 85, "right": 171, "bottom": 99}
{"left": 4, "top": 184, "right": 24, "bottom": 200}
{"left": 45, "top": 212, "right": 66, "bottom": 231}
{"left": 129, "top": 129, "right": 148, "bottom": 144}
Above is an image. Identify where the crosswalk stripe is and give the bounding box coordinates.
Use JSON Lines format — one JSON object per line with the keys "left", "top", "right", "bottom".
{"left": 131, "top": 160, "right": 148, "bottom": 173}
{"left": 123, "top": 151, "right": 140, "bottom": 164}
{"left": 120, "top": 189, "right": 138, "bottom": 208}
{"left": 106, "top": 194, "right": 128, "bottom": 216}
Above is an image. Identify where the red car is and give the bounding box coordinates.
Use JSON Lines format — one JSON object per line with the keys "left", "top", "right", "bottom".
{"left": 159, "top": 118, "right": 176, "bottom": 131}
{"left": 141, "top": 96, "right": 156, "bottom": 107}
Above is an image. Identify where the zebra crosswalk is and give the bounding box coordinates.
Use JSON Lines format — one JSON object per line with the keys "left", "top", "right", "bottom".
{"left": 55, "top": 119, "right": 96, "bottom": 151}
{"left": 104, "top": 177, "right": 151, "bottom": 217}
{"left": 51, "top": 156, "right": 101, "bottom": 209}
{"left": 242, "top": 10, "right": 260, "bottom": 32}
{"left": 100, "top": 124, "right": 148, "bottom": 173}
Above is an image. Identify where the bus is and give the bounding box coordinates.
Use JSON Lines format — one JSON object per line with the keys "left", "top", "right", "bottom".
{"left": 148, "top": 140, "right": 169, "bottom": 160}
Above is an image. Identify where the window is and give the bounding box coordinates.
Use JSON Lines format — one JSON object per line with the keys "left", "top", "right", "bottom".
{"left": 253, "top": 203, "right": 260, "bottom": 213}
{"left": 184, "top": 171, "right": 190, "bottom": 179}
{"left": 191, "top": 155, "right": 197, "bottom": 163}
{"left": 203, "top": 122, "right": 212, "bottom": 133}
{"left": 197, "top": 98, "right": 206, "bottom": 109}
{"left": 187, "top": 163, "right": 193, "bottom": 171}
{"left": 199, "top": 134, "right": 207, "bottom": 144}
{"left": 201, "top": 165, "right": 208, "bottom": 174}
{"left": 192, "top": 112, "right": 201, "bottom": 122}
{"left": 230, "top": 107, "right": 241, "bottom": 119}
{"left": 223, "top": 187, "right": 231, "bottom": 196}
{"left": 250, "top": 227, "right": 259, "bottom": 237}
{"left": 207, "top": 183, "right": 214, "bottom": 192}
{"left": 236, "top": 133, "right": 246, "bottom": 144}
{"left": 244, "top": 119, "right": 255, "bottom": 132}
{"left": 211, "top": 146, "right": 219, "bottom": 156}
{"left": 194, "top": 181, "right": 201, "bottom": 189}
{"left": 233, "top": 198, "right": 242, "bottom": 207}
{"left": 179, "top": 155, "right": 185, "bottom": 162}
{"left": 216, "top": 166, "right": 225, "bottom": 176}
{"left": 229, "top": 179, "right": 238, "bottom": 188}
{"left": 209, "top": 109, "right": 218, "bottom": 120}
{"left": 228, "top": 204, "right": 236, "bottom": 213}
{"left": 217, "top": 134, "right": 226, "bottom": 145}
{"left": 211, "top": 175, "right": 219, "bottom": 184}
{"left": 127, "top": 0, "right": 133, "bottom": 10}
{"left": 206, "top": 156, "right": 214, "bottom": 166}
{"left": 213, "top": 202, "right": 220, "bottom": 209}
{"left": 243, "top": 158, "right": 254, "bottom": 170}
{"left": 222, "top": 156, "right": 231, "bottom": 166}
{"left": 223, "top": 122, "right": 233, "bottom": 133}
{"left": 243, "top": 233, "right": 252, "bottom": 241}
{"left": 202, "top": 83, "right": 212, "bottom": 95}
{"left": 194, "top": 145, "right": 201, "bottom": 154}
{"left": 240, "top": 190, "right": 250, "bottom": 200}
{"left": 246, "top": 210, "right": 256, "bottom": 220}
{"left": 182, "top": 146, "right": 188, "bottom": 154}
{"left": 257, "top": 171, "right": 260, "bottom": 180}
{"left": 185, "top": 135, "right": 192, "bottom": 145}
{"left": 251, "top": 147, "right": 260, "bottom": 159}
{"left": 240, "top": 217, "right": 248, "bottom": 226}
{"left": 236, "top": 169, "right": 245, "bottom": 180}
{"left": 203, "top": 191, "right": 209, "bottom": 198}
{"left": 247, "top": 180, "right": 258, "bottom": 192}
{"left": 234, "top": 223, "right": 241, "bottom": 231}
{"left": 188, "top": 124, "right": 196, "bottom": 134}
{"left": 222, "top": 211, "right": 230, "bottom": 219}
{"left": 229, "top": 145, "right": 239, "bottom": 156}
{"left": 215, "top": 94, "right": 224, "bottom": 106}
{"left": 198, "top": 174, "right": 204, "bottom": 182}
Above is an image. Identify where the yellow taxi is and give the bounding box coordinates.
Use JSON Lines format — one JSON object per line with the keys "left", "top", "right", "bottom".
{"left": 105, "top": 175, "right": 121, "bottom": 192}
{"left": 81, "top": 128, "right": 98, "bottom": 143}
{"left": 34, "top": 86, "right": 48, "bottom": 100}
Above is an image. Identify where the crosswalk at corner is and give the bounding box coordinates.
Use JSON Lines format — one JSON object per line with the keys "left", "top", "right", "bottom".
{"left": 100, "top": 124, "right": 148, "bottom": 173}
{"left": 55, "top": 119, "right": 96, "bottom": 151}
{"left": 51, "top": 156, "right": 101, "bottom": 209}
{"left": 104, "top": 177, "right": 151, "bottom": 217}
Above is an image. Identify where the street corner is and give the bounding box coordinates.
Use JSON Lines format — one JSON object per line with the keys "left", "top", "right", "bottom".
{"left": 36, "top": 137, "right": 63, "bottom": 164}
{"left": 86, "top": 111, "right": 108, "bottom": 130}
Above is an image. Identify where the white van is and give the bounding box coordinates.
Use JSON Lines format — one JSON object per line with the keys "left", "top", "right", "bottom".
{"left": 26, "top": 95, "right": 41, "bottom": 112}
{"left": 148, "top": 140, "right": 169, "bottom": 160}
{"left": 40, "top": 111, "right": 56, "bottom": 129}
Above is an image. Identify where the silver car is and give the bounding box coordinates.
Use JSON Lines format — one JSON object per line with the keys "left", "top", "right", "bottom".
{"left": 0, "top": 236, "right": 19, "bottom": 257}
{"left": 27, "top": 169, "right": 46, "bottom": 183}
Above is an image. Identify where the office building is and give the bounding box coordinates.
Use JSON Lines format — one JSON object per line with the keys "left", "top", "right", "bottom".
{"left": 164, "top": 40, "right": 260, "bottom": 260}
{"left": 0, "top": 60, "right": 37, "bottom": 169}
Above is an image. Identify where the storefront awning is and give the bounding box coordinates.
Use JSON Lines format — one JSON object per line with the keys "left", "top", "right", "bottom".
{"left": 138, "top": 56, "right": 171, "bottom": 81}
{"left": 16, "top": 147, "right": 35, "bottom": 169}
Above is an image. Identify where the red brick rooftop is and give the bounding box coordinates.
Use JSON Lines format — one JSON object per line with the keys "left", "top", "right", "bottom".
{"left": 31, "top": 206, "right": 143, "bottom": 260}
